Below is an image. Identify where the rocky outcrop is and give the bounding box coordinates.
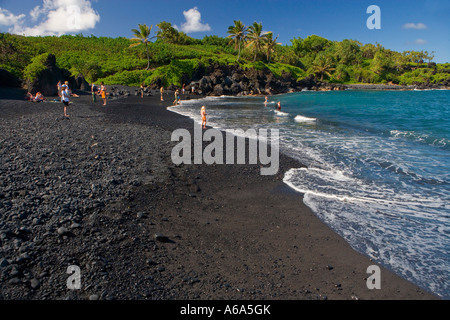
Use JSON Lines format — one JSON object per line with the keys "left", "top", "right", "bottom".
{"left": 25, "top": 54, "right": 77, "bottom": 96}
{"left": 0, "top": 69, "right": 21, "bottom": 88}
{"left": 75, "top": 73, "right": 90, "bottom": 92}
{"left": 184, "top": 63, "right": 314, "bottom": 97}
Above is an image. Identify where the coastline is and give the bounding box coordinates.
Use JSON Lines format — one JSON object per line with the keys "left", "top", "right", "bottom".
{"left": 0, "top": 88, "right": 439, "bottom": 300}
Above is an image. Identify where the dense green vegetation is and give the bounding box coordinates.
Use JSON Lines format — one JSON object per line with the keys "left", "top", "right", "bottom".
{"left": 1, "top": 21, "right": 449, "bottom": 88}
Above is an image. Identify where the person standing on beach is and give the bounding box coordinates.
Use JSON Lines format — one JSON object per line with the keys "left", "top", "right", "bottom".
{"left": 201, "top": 106, "right": 207, "bottom": 129}
{"left": 91, "top": 83, "right": 97, "bottom": 103}
{"left": 277, "top": 101, "right": 281, "bottom": 111}
{"left": 57, "top": 81, "right": 62, "bottom": 97}
{"left": 61, "top": 84, "right": 70, "bottom": 118}
{"left": 160, "top": 86, "right": 164, "bottom": 101}
{"left": 64, "top": 81, "right": 71, "bottom": 95}
{"left": 140, "top": 82, "right": 145, "bottom": 99}
{"left": 99, "top": 82, "right": 107, "bottom": 106}
{"left": 173, "top": 89, "right": 180, "bottom": 105}
{"left": 182, "top": 83, "right": 185, "bottom": 95}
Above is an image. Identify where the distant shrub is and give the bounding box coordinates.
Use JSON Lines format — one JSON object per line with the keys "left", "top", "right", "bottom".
{"left": 145, "top": 59, "right": 204, "bottom": 87}
{"left": 98, "top": 70, "right": 153, "bottom": 86}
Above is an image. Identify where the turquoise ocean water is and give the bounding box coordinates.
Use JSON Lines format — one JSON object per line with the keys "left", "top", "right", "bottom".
{"left": 168, "top": 90, "right": 449, "bottom": 299}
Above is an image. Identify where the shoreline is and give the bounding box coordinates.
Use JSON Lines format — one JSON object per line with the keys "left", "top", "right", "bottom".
{"left": 165, "top": 90, "right": 448, "bottom": 299}
{"left": 0, "top": 89, "right": 440, "bottom": 300}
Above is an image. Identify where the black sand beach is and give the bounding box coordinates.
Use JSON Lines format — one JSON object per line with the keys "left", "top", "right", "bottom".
{"left": 0, "top": 87, "right": 438, "bottom": 302}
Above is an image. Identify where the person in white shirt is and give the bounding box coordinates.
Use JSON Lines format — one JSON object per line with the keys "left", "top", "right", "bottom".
{"left": 61, "top": 84, "right": 70, "bottom": 118}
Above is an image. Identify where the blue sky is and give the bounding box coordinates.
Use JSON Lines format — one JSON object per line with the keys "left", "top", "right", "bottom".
{"left": 1, "top": 0, "right": 449, "bottom": 62}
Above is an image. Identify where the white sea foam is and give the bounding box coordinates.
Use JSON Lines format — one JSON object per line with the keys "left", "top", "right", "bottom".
{"left": 273, "top": 110, "right": 289, "bottom": 116}
{"left": 294, "top": 115, "right": 317, "bottom": 123}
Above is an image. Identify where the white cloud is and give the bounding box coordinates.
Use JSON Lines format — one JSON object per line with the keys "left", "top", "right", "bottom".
{"left": 415, "top": 38, "right": 428, "bottom": 45}
{"left": 30, "top": 5, "right": 45, "bottom": 22}
{"left": 175, "top": 7, "right": 211, "bottom": 33}
{"left": 402, "top": 22, "right": 428, "bottom": 30}
{"left": 3, "top": 0, "right": 100, "bottom": 36}
{"left": 404, "top": 38, "right": 429, "bottom": 46}
{"left": 0, "top": 8, "right": 25, "bottom": 26}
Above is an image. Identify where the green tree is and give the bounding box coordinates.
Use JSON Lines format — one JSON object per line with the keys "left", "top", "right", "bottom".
{"left": 335, "top": 39, "right": 362, "bottom": 65}
{"left": 156, "top": 21, "right": 199, "bottom": 45}
{"left": 130, "top": 24, "right": 155, "bottom": 70}
{"left": 264, "top": 32, "right": 280, "bottom": 64}
{"left": 292, "top": 35, "right": 332, "bottom": 57}
{"left": 226, "top": 20, "right": 248, "bottom": 62}
{"left": 246, "top": 22, "right": 268, "bottom": 62}
{"left": 309, "top": 53, "right": 335, "bottom": 81}
{"left": 156, "top": 21, "right": 179, "bottom": 44}
{"left": 333, "top": 64, "right": 350, "bottom": 82}
{"left": 361, "top": 43, "right": 378, "bottom": 59}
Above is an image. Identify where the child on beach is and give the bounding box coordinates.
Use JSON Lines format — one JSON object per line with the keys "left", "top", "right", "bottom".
{"left": 201, "top": 106, "right": 207, "bottom": 129}
{"left": 160, "top": 86, "right": 164, "bottom": 101}
{"left": 61, "top": 84, "right": 70, "bottom": 118}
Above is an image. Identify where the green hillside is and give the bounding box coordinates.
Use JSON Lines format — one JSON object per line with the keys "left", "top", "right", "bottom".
{"left": 1, "top": 21, "right": 449, "bottom": 88}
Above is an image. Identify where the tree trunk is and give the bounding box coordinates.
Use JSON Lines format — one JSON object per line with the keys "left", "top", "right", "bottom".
{"left": 145, "top": 43, "right": 150, "bottom": 70}
{"left": 237, "top": 41, "right": 241, "bottom": 63}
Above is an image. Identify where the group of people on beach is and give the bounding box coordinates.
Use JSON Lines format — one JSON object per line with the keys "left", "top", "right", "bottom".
{"left": 24, "top": 79, "right": 108, "bottom": 118}
{"left": 57, "top": 80, "right": 107, "bottom": 118}
{"left": 57, "top": 80, "right": 81, "bottom": 118}
{"left": 90, "top": 82, "right": 108, "bottom": 106}
{"left": 25, "top": 91, "right": 45, "bottom": 103}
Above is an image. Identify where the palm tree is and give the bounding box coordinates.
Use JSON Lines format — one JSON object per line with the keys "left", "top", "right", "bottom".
{"left": 264, "top": 32, "right": 280, "bottom": 64}
{"left": 309, "top": 54, "right": 336, "bottom": 81}
{"left": 226, "top": 20, "right": 248, "bottom": 63}
{"left": 246, "top": 22, "right": 268, "bottom": 62}
{"left": 130, "top": 24, "right": 155, "bottom": 70}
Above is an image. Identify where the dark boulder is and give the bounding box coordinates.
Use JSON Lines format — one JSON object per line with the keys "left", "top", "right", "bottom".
{"left": 296, "top": 75, "right": 317, "bottom": 90}
{"left": 212, "top": 84, "right": 224, "bottom": 96}
{"left": 230, "top": 82, "right": 242, "bottom": 94}
{"left": 26, "top": 54, "right": 76, "bottom": 96}
{"left": 75, "top": 73, "right": 90, "bottom": 91}
{"left": 0, "top": 69, "right": 21, "bottom": 88}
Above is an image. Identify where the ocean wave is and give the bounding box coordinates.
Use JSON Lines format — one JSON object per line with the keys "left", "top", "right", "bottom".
{"left": 294, "top": 115, "right": 317, "bottom": 123}
{"left": 283, "top": 166, "right": 450, "bottom": 298}
{"left": 273, "top": 110, "right": 289, "bottom": 116}
{"left": 390, "top": 130, "right": 449, "bottom": 149}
